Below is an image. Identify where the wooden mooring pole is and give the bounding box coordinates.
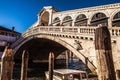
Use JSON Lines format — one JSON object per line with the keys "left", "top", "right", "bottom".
{"left": 49, "top": 52, "right": 54, "bottom": 80}
{"left": 0, "top": 46, "right": 14, "bottom": 80}
{"left": 66, "top": 50, "right": 69, "bottom": 69}
{"left": 20, "top": 50, "right": 29, "bottom": 80}
{"left": 95, "top": 26, "right": 116, "bottom": 80}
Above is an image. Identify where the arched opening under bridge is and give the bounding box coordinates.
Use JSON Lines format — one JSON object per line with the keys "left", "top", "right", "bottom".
{"left": 13, "top": 38, "right": 92, "bottom": 79}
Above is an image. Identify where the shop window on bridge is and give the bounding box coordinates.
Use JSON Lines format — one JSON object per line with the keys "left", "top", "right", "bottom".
{"left": 62, "top": 16, "right": 72, "bottom": 26}
{"left": 90, "top": 13, "right": 108, "bottom": 27}
{"left": 52, "top": 17, "right": 61, "bottom": 26}
{"left": 112, "top": 11, "right": 120, "bottom": 27}
{"left": 75, "top": 14, "right": 88, "bottom": 26}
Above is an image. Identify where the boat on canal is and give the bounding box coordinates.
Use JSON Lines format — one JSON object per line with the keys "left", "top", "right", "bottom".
{"left": 45, "top": 69, "right": 88, "bottom": 80}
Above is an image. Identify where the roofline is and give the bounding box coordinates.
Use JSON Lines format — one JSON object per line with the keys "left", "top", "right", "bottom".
{"left": 37, "top": 6, "right": 59, "bottom": 16}
{"left": 0, "top": 26, "right": 21, "bottom": 34}
{"left": 54, "top": 2, "right": 120, "bottom": 14}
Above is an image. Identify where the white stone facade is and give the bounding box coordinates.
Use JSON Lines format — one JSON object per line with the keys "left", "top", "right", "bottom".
{"left": 30, "top": 3, "right": 120, "bottom": 28}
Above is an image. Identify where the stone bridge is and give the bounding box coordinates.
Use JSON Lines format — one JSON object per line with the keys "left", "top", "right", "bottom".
{"left": 11, "top": 26, "right": 120, "bottom": 73}
{"left": 11, "top": 3, "right": 120, "bottom": 75}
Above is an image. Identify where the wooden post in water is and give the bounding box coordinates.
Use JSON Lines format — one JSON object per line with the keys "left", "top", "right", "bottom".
{"left": 49, "top": 52, "right": 54, "bottom": 80}
{"left": 95, "top": 26, "right": 116, "bottom": 80}
{"left": 69, "top": 51, "right": 73, "bottom": 69}
{"left": 0, "top": 46, "right": 14, "bottom": 80}
{"left": 66, "top": 50, "right": 69, "bottom": 69}
{"left": 20, "top": 50, "right": 29, "bottom": 80}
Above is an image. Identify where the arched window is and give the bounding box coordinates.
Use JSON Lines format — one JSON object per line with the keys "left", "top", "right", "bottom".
{"left": 40, "top": 12, "right": 49, "bottom": 26}
{"left": 112, "top": 11, "right": 120, "bottom": 27}
{"left": 53, "top": 17, "right": 60, "bottom": 26}
{"left": 90, "top": 13, "right": 108, "bottom": 26}
{"left": 75, "top": 14, "right": 87, "bottom": 26}
{"left": 53, "top": 17, "right": 60, "bottom": 23}
{"left": 62, "top": 16, "right": 72, "bottom": 26}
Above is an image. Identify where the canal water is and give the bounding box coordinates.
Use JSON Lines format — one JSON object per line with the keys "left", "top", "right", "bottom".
{"left": 13, "top": 62, "right": 48, "bottom": 80}
{"left": 12, "top": 59, "right": 88, "bottom": 80}
{"left": 12, "top": 61, "right": 66, "bottom": 80}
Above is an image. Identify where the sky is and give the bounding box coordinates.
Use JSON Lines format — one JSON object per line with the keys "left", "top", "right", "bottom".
{"left": 0, "top": 0, "right": 120, "bottom": 33}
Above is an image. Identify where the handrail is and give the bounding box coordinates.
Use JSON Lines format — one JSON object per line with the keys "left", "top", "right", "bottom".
{"left": 22, "top": 26, "right": 96, "bottom": 37}
{"left": 22, "top": 26, "right": 120, "bottom": 38}
{"left": 12, "top": 26, "right": 120, "bottom": 48}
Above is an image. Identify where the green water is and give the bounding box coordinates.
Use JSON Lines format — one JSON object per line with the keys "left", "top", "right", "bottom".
{"left": 12, "top": 59, "right": 87, "bottom": 80}
{"left": 13, "top": 62, "right": 48, "bottom": 80}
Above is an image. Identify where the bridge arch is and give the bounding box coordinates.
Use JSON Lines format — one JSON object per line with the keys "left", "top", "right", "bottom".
{"left": 40, "top": 11, "right": 49, "bottom": 26}
{"left": 90, "top": 12, "right": 108, "bottom": 26}
{"left": 14, "top": 34, "right": 96, "bottom": 72}
{"left": 111, "top": 10, "right": 120, "bottom": 27}
{"left": 62, "top": 16, "right": 72, "bottom": 26}
{"left": 74, "top": 14, "right": 88, "bottom": 26}
{"left": 53, "top": 17, "right": 61, "bottom": 26}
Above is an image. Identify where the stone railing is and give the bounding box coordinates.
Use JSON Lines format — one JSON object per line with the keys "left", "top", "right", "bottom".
{"left": 22, "top": 26, "right": 120, "bottom": 38}
{"left": 22, "top": 26, "right": 97, "bottom": 38}
{"left": 12, "top": 26, "right": 120, "bottom": 49}
{"left": 111, "top": 27, "right": 120, "bottom": 36}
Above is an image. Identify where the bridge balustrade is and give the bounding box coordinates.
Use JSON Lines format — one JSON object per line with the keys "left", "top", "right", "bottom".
{"left": 22, "top": 26, "right": 98, "bottom": 38}
{"left": 111, "top": 27, "right": 120, "bottom": 36}
{"left": 22, "top": 26, "right": 120, "bottom": 38}
{"left": 13, "top": 26, "right": 120, "bottom": 48}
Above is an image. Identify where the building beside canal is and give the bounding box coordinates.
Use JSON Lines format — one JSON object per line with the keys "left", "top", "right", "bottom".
{"left": 0, "top": 26, "right": 21, "bottom": 57}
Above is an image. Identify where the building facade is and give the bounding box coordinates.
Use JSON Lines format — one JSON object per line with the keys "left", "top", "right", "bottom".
{"left": 0, "top": 26, "right": 20, "bottom": 57}
{"left": 30, "top": 3, "right": 120, "bottom": 28}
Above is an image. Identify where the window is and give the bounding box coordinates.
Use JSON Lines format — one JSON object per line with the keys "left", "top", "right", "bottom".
{"left": 53, "top": 17, "right": 60, "bottom": 23}
{"left": 63, "top": 16, "right": 72, "bottom": 22}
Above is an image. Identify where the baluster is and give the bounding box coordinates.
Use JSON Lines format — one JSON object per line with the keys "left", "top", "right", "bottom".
{"left": 85, "top": 28, "right": 87, "bottom": 34}
{"left": 111, "top": 29, "right": 114, "bottom": 36}
{"left": 86, "top": 28, "right": 87, "bottom": 34}
{"left": 88, "top": 29, "right": 90, "bottom": 34}
{"left": 83, "top": 28, "right": 85, "bottom": 34}
{"left": 60, "top": 27, "right": 62, "bottom": 32}
{"left": 87, "top": 28, "right": 88, "bottom": 34}
{"left": 118, "top": 29, "right": 120, "bottom": 36}
{"left": 82, "top": 28, "right": 84, "bottom": 33}
{"left": 72, "top": 28, "right": 74, "bottom": 33}
{"left": 79, "top": 28, "right": 81, "bottom": 33}
{"left": 91, "top": 29, "right": 93, "bottom": 34}
{"left": 78, "top": 28, "right": 80, "bottom": 33}
{"left": 116, "top": 29, "right": 118, "bottom": 36}
{"left": 84, "top": 28, "right": 86, "bottom": 34}
{"left": 89, "top": 28, "right": 91, "bottom": 34}
{"left": 87, "top": 28, "right": 89, "bottom": 34}
{"left": 113, "top": 29, "right": 116, "bottom": 36}
{"left": 94, "top": 29, "right": 96, "bottom": 35}
{"left": 89, "top": 29, "right": 91, "bottom": 34}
